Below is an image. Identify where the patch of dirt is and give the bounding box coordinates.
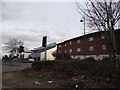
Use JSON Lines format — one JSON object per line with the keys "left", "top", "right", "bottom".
{"left": 2, "top": 71, "right": 58, "bottom": 88}
{"left": 2, "top": 70, "right": 116, "bottom": 88}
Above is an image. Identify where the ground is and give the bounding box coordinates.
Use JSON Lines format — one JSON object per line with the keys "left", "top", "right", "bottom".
{"left": 2, "top": 61, "right": 116, "bottom": 88}
{"left": 2, "top": 71, "right": 58, "bottom": 88}
{"left": 2, "top": 68, "right": 116, "bottom": 88}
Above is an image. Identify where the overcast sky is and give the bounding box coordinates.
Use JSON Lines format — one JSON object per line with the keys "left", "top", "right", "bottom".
{"left": 1, "top": 1, "right": 89, "bottom": 55}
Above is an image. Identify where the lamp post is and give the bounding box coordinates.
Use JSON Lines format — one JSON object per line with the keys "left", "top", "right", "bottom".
{"left": 80, "top": 16, "right": 86, "bottom": 59}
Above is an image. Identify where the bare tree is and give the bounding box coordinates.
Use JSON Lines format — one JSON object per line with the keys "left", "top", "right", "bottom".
{"left": 76, "top": 0, "right": 120, "bottom": 88}
{"left": 4, "top": 38, "right": 24, "bottom": 60}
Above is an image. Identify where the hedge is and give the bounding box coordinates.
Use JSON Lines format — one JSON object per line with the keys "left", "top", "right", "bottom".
{"left": 32, "top": 59, "right": 116, "bottom": 77}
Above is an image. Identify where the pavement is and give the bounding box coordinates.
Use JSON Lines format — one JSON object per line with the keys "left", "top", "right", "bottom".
{"left": 2, "top": 62, "right": 32, "bottom": 73}
{"left": 1, "top": 60, "right": 31, "bottom": 89}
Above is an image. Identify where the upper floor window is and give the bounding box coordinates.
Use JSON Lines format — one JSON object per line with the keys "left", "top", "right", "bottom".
{"left": 70, "top": 49, "right": 72, "bottom": 53}
{"left": 58, "top": 45, "right": 61, "bottom": 47}
{"left": 89, "top": 37, "right": 93, "bottom": 41}
{"left": 65, "top": 43, "right": 67, "bottom": 47}
{"left": 102, "top": 45, "right": 107, "bottom": 50}
{"left": 77, "top": 48, "right": 81, "bottom": 52}
{"left": 89, "top": 46, "right": 94, "bottom": 51}
{"left": 101, "top": 35, "right": 105, "bottom": 39}
{"left": 77, "top": 39, "right": 80, "bottom": 43}
{"left": 70, "top": 41, "right": 72, "bottom": 45}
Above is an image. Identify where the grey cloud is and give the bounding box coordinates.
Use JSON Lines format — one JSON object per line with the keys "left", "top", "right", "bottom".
{"left": 24, "top": 41, "right": 41, "bottom": 50}
{"left": 2, "top": 2, "right": 55, "bottom": 24}
{"left": 2, "top": 2, "right": 24, "bottom": 21}
{"left": 2, "top": 30, "right": 41, "bottom": 44}
{"left": 2, "top": 26, "right": 69, "bottom": 50}
{"left": 38, "top": 27, "right": 68, "bottom": 44}
{"left": 14, "top": 27, "right": 39, "bottom": 34}
{"left": 29, "top": 29, "right": 39, "bottom": 33}
{"left": 1, "top": 2, "right": 84, "bottom": 50}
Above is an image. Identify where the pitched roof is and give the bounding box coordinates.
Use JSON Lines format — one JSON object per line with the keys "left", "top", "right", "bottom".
{"left": 57, "top": 29, "right": 120, "bottom": 45}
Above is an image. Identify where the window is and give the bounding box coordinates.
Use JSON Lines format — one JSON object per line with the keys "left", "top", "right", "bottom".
{"left": 65, "top": 50, "right": 67, "bottom": 53}
{"left": 65, "top": 44, "right": 67, "bottom": 47}
{"left": 77, "top": 40, "right": 80, "bottom": 43}
{"left": 77, "top": 48, "right": 81, "bottom": 52}
{"left": 70, "top": 41, "right": 72, "bottom": 44}
{"left": 59, "top": 51, "right": 61, "bottom": 53}
{"left": 101, "top": 35, "right": 105, "bottom": 39}
{"left": 70, "top": 49, "right": 72, "bottom": 53}
{"left": 102, "top": 45, "right": 107, "bottom": 50}
{"left": 89, "top": 37, "right": 93, "bottom": 41}
{"left": 89, "top": 46, "right": 94, "bottom": 51}
{"left": 58, "top": 45, "right": 61, "bottom": 47}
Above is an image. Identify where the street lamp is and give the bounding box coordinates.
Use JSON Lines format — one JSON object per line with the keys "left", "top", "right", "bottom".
{"left": 80, "top": 16, "right": 86, "bottom": 59}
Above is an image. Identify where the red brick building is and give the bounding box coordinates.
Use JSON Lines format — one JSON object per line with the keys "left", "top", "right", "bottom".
{"left": 57, "top": 29, "right": 120, "bottom": 60}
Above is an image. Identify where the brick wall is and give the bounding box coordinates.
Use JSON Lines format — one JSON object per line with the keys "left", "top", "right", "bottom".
{"left": 57, "top": 29, "right": 120, "bottom": 59}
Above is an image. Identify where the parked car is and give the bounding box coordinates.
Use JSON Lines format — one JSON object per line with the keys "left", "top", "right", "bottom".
{"left": 28, "top": 58, "right": 34, "bottom": 62}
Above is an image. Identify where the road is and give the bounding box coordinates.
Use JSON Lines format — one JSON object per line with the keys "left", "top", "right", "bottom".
{"left": 2, "top": 62, "right": 32, "bottom": 73}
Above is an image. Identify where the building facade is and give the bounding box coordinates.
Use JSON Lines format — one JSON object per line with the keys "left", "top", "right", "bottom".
{"left": 29, "top": 43, "right": 56, "bottom": 60}
{"left": 57, "top": 29, "right": 120, "bottom": 60}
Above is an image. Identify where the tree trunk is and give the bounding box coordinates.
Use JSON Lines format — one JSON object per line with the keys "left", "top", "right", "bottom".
{"left": 109, "top": 29, "right": 119, "bottom": 88}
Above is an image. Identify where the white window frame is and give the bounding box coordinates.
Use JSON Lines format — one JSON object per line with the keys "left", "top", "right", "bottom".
{"left": 89, "top": 37, "right": 93, "bottom": 41}
{"left": 101, "top": 35, "right": 105, "bottom": 39}
{"left": 102, "top": 45, "right": 107, "bottom": 50}
{"left": 59, "top": 45, "right": 61, "bottom": 47}
{"left": 77, "top": 39, "right": 80, "bottom": 43}
{"left": 77, "top": 48, "right": 81, "bottom": 52}
{"left": 89, "top": 46, "right": 94, "bottom": 51}
{"left": 65, "top": 43, "right": 67, "bottom": 47}
{"left": 70, "top": 49, "right": 72, "bottom": 53}
{"left": 70, "top": 41, "right": 72, "bottom": 45}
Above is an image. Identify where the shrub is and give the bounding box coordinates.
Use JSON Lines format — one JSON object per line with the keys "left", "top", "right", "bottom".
{"left": 32, "top": 61, "right": 55, "bottom": 70}
{"left": 32, "top": 59, "right": 116, "bottom": 77}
